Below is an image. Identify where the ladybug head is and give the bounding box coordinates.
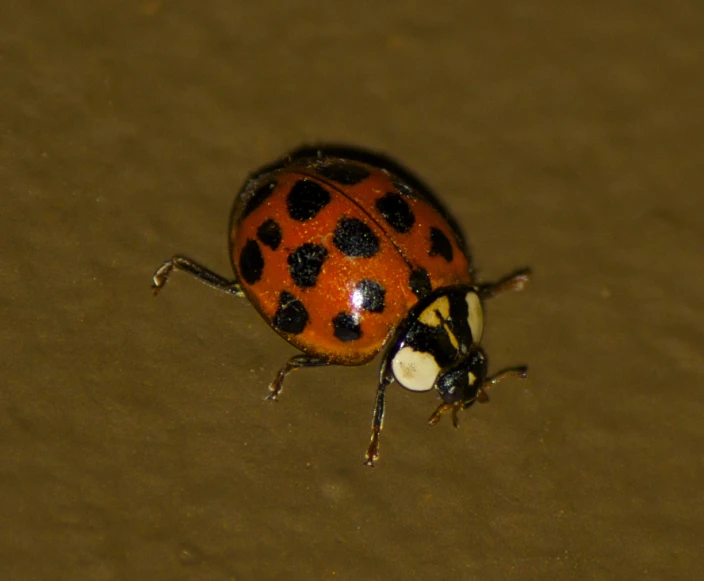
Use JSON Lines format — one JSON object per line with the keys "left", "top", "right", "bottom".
{"left": 385, "top": 285, "right": 486, "bottom": 400}
{"left": 433, "top": 347, "right": 488, "bottom": 408}
{"left": 384, "top": 286, "right": 526, "bottom": 426}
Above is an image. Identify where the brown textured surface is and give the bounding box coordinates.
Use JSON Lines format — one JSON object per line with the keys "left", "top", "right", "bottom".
{"left": 2, "top": 1, "right": 702, "bottom": 579}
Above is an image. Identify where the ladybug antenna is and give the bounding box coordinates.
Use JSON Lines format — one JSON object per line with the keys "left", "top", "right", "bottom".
{"left": 428, "top": 365, "right": 528, "bottom": 427}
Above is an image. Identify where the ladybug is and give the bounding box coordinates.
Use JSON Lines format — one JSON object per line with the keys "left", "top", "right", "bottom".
{"left": 152, "top": 152, "right": 530, "bottom": 465}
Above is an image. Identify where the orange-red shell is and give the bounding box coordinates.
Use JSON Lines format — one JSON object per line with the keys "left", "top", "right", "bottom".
{"left": 229, "top": 157, "right": 473, "bottom": 365}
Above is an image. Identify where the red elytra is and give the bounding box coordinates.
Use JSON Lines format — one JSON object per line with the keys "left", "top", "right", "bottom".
{"left": 229, "top": 157, "right": 472, "bottom": 365}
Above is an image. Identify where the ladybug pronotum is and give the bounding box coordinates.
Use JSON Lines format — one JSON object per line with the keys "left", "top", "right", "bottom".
{"left": 152, "top": 151, "right": 530, "bottom": 465}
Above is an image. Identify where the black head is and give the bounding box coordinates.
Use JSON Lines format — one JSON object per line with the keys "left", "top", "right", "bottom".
{"left": 434, "top": 347, "right": 488, "bottom": 408}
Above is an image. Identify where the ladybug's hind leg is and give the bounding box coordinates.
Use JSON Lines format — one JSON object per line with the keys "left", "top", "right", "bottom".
{"left": 266, "top": 354, "right": 330, "bottom": 402}
{"left": 152, "top": 255, "right": 244, "bottom": 297}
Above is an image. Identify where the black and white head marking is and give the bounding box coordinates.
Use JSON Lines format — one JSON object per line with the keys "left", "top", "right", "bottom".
{"left": 384, "top": 286, "right": 485, "bottom": 393}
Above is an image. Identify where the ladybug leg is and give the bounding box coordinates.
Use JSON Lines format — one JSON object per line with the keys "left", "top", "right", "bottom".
{"left": 266, "top": 354, "right": 330, "bottom": 402}
{"left": 478, "top": 268, "right": 531, "bottom": 299}
{"left": 476, "top": 388, "right": 490, "bottom": 403}
{"left": 364, "top": 371, "right": 394, "bottom": 467}
{"left": 477, "top": 366, "right": 528, "bottom": 403}
{"left": 483, "top": 366, "right": 528, "bottom": 388}
{"left": 428, "top": 401, "right": 465, "bottom": 427}
{"left": 428, "top": 402, "right": 453, "bottom": 425}
{"left": 152, "top": 255, "right": 244, "bottom": 297}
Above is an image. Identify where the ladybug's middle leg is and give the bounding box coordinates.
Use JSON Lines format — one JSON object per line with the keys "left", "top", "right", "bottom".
{"left": 152, "top": 255, "right": 244, "bottom": 297}
{"left": 266, "top": 354, "right": 330, "bottom": 402}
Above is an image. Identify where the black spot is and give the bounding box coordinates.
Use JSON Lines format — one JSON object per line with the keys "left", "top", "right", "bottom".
{"left": 243, "top": 180, "right": 277, "bottom": 218}
{"left": 256, "top": 219, "right": 282, "bottom": 250}
{"left": 333, "top": 217, "right": 380, "bottom": 258}
{"left": 288, "top": 243, "right": 328, "bottom": 287}
{"left": 429, "top": 227, "right": 453, "bottom": 262}
{"left": 273, "top": 291, "right": 309, "bottom": 335}
{"left": 375, "top": 192, "right": 415, "bottom": 233}
{"left": 355, "top": 279, "right": 386, "bottom": 313}
{"left": 409, "top": 268, "right": 432, "bottom": 299}
{"left": 287, "top": 179, "right": 330, "bottom": 221}
{"left": 333, "top": 312, "right": 362, "bottom": 342}
{"left": 239, "top": 239, "right": 264, "bottom": 285}
{"left": 316, "top": 161, "right": 371, "bottom": 185}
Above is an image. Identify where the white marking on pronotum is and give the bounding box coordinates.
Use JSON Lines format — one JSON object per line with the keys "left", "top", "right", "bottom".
{"left": 391, "top": 347, "right": 440, "bottom": 392}
{"left": 468, "top": 371, "right": 477, "bottom": 385}
{"left": 466, "top": 291, "right": 484, "bottom": 343}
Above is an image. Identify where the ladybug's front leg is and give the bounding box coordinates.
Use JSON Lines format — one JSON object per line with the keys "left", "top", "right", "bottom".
{"left": 480, "top": 366, "right": 528, "bottom": 396}
{"left": 364, "top": 371, "right": 394, "bottom": 467}
{"left": 152, "top": 255, "right": 244, "bottom": 297}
